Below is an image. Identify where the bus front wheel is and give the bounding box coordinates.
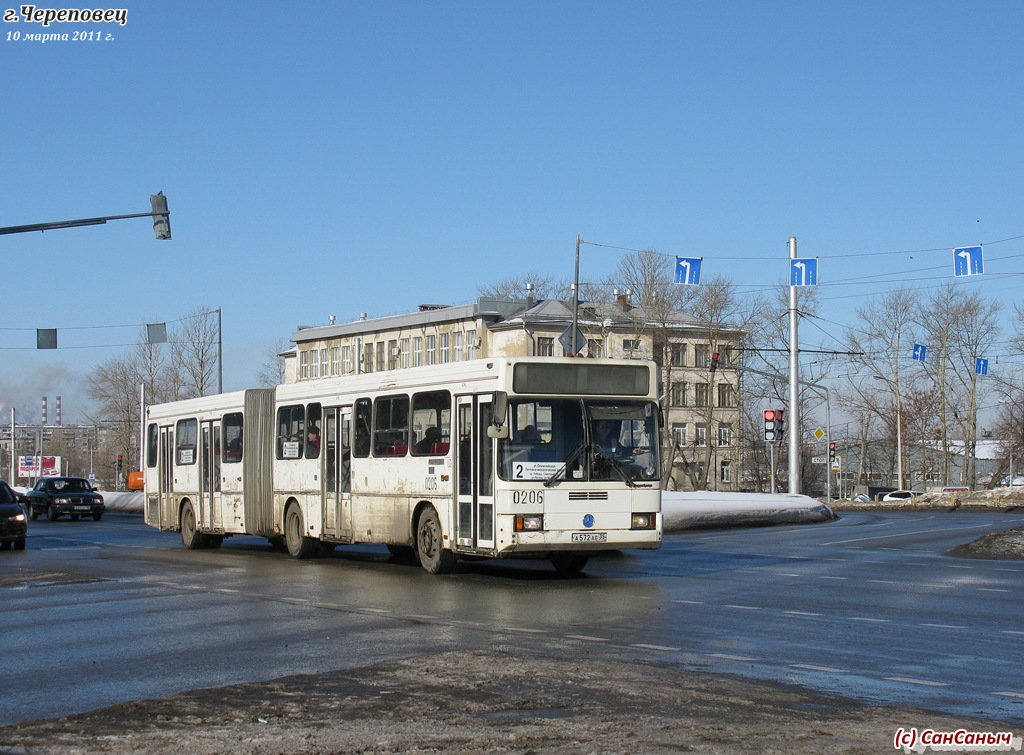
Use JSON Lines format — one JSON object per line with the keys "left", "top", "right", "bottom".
{"left": 416, "top": 507, "right": 456, "bottom": 575}
{"left": 550, "top": 553, "right": 589, "bottom": 573}
{"left": 284, "top": 504, "right": 318, "bottom": 559}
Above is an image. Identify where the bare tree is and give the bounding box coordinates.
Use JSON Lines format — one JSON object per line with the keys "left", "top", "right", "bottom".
{"left": 170, "top": 306, "right": 220, "bottom": 398}
{"left": 257, "top": 338, "right": 292, "bottom": 388}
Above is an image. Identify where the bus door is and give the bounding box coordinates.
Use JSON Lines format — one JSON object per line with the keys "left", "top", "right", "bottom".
{"left": 455, "top": 396, "right": 495, "bottom": 551}
{"left": 322, "top": 407, "right": 352, "bottom": 541}
{"left": 159, "top": 426, "right": 174, "bottom": 528}
{"left": 200, "top": 420, "right": 222, "bottom": 530}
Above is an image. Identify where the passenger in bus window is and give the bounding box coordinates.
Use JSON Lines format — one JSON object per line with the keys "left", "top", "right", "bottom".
{"left": 354, "top": 422, "right": 370, "bottom": 457}
{"left": 415, "top": 426, "right": 441, "bottom": 454}
{"left": 306, "top": 424, "right": 321, "bottom": 458}
{"left": 592, "top": 420, "right": 625, "bottom": 456}
{"left": 520, "top": 425, "right": 542, "bottom": 444}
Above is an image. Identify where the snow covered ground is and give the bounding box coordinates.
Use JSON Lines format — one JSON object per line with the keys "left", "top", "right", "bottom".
{"left": 94, "top": 490, "right": 835, "bottom": 532}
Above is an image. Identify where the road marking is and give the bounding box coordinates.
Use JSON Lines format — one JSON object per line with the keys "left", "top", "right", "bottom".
{"left": 993, "top": 691, "right": 1024, "bottom": 699}
{"left": 921, "top": 623, "right": 965, "bottom": 630}
{"left": 407, "top": 614, "right": 438, "bottom": 621}
{"left": 821, "top": 576, "right": 848, "bottom": 580}
{"left": 980, "top": 588, "right": 1011, "bottom": 593}
{"left": 849, "top": 617, "right": 890, "bottom": 623}
{"left": 507, "top": 627, "right": 546, "bottom": 634}
{"left": 672, "top": 599, "right": 704, "bottom": 605}
{"left": 885, "top": 677, "right": 950, "bottom": 687}
{"left": 709, "top": 653, "right": 756, "bottom": 662}
{"left": 784, "top": 610, "right": 823, "bottom": 617}
{"left": 791, "top": 663, "right": 848, "bottom": 674}
{"left": 1000, "top": 630, "right": 1024, "bottom": 636}
{"left": 821, "top": 522, "right": 994, "bottom": 547}
{"left": 723, "top": 604, "right": 761, "bottom": 610}
{"left": 632, "top": 643, "right": 680, "bottom": 652}
{"left": 565, "top": 634, "right": 609, "bottom": 643}
{"left": 868, "top": 579, "right": 900, "bottom": 584}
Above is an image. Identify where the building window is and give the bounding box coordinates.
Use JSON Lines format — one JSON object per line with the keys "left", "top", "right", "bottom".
{"left": 331, "top": 347, "right": 340, "bottom": 376}
{"left": 695, "top": 424, "right": 708, "bottom": 447}
{"left": 623, "top": 338, "right": 641, "bottom": 353}
{"left": 671, "top": 422, "right": 687, "bottom": 446}
{"left": 695, "top": 382, "right": 710, "bottom": 408}
{"left": 587, "top": 338, "right": 603, "bottom": 358}
{"left": 670, "top": 345, "right": 686, "bottom": 367}
{"left": 453, "top": 332, "right": 463, "bottom": 362}
{"left": 388, "top": 340, "right": 398, "bottom": 370}
{"left": 400, "top": 338, "right": 410, "bottom": 369}
{"left": 695, "top": 344, "right": 711, "bottom": 368}
{"left": 537, "top": 337, "right": 554, "bottom": 357}
{"left": 375, "top": 341, "right": 385, "bottom": 372}
{"left": 717, "top": 383, "right": 736, "bottom": 408}
{"left": 320, "top": 348, "right": 328, "bottom": 378}
{"left": 440, "top": 333, "right": 449, "bottom": 364}
{"left": 342, "top": 345, "right": 352, "bottom": 375}
{"left": 720, "top": 460, "right": 732, "bottom": 483}
{"left": 466, "top": 329, "right": 477, "bottom": 359}
{"left": 718, "top": 423, "right": 733, "bottom": 447}
{"left": 299, "top": 350, "right": 310, "bottom": 380}
{"left": 310, "top": 350, "right": 319, "bottom": 379}
{"left": 413, "top": 336, "right": 423, "bottom": 367}
{"left": 670, "top": 382, "right": 687, "bottom": 407}
{"left": 363, "top": 343, "right": 374, "bottom": 373}
{"left": 426, "top": 334, "right": 436, "bottom": 365}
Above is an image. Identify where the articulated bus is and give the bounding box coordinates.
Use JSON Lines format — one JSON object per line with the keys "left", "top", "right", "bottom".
{"left": 143, "top": 357, "right": 662, "bottom": 573}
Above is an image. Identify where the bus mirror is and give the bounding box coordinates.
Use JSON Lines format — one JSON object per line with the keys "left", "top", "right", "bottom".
{"left": 491, "top": 391, "right": 508, "bottom": 426}
{"left": 487, "top": 425, "right": 510, "bottom": 440}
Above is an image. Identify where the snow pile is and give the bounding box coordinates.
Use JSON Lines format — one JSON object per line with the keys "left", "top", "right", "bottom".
{"left": 662, "top": 491, "right": 834, "bottom": 531}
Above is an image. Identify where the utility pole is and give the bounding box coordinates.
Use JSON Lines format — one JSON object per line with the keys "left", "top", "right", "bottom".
{"left": 788, "top": 236, "right": 802, "bottom": 493}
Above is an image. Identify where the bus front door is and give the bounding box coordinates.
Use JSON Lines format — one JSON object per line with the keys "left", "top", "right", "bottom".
{"left": 159, "top": 426, "right": 174, "bottom": 529}
{"left": 322, "top": 407, "right": 352, "bottom": 541}
{"left": 455, "top": 397, "right": 495, "bottom": 551}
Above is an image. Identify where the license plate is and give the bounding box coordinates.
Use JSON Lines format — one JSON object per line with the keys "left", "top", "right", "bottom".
{"left": 75, "top": 506, "right": 90, "bottom": 511}
{"left": 571, "top": 532, "right": 607, "bottom": 543}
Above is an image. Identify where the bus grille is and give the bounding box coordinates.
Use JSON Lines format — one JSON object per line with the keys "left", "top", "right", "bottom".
{"left": 569, "top": 492, "right": 608, "bottom": 501}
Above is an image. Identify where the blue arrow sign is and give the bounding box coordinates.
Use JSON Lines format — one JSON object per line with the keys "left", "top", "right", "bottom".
{"left": 953, "top": 246, "right": 984, "bottom": 277}
{"left": 674, "top": 257, "right": 702, "bottom": 285}
{"left": 913, "top": 343, "right": 927, "bottom": 362}
{"left": 790, "top": 258, "right": 817, "bottom": 286}
{"left": 976, "top": 357, "right": 989, "bottom": 375}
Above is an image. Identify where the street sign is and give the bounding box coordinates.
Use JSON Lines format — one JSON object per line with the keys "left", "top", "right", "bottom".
{"left": 831, "top": 455, "right": 842, "bottom": 471}
{"left": 674, "top": 257, "right": 702, "bottom": 285}
{"left": 953, "top": 246, "right": 984, "bottom": 277}
{"left": 558, "top": 326, "right": 587, "bottom": 355}
{"left": 813, "top": 427, "right": 824, "bottom": 440}
{"left": 790, "top": 258, "right": 817, "bottom": 286}
{"left": 811, "top": 455, "right": 827, "bottom": 464}
{"left": 976, "top": 357, "right": 989, "bottom": 375}
{"left": 913, "top": 343, "right": 927, "bottom": 362}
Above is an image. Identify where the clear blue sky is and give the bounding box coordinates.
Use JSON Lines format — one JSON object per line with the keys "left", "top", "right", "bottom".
{"left": 3, "top": 1, "right": 1022, "bottom": 424}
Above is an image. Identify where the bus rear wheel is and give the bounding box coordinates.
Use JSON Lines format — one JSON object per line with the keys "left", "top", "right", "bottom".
{"left": 550, "top": 553, "right": 589, "bottom": 573}
{"left": 180, "top": 502, "right": 207, "bottom": 550}
{"left": 284, "top": 504, "right": 318, "bottom": 559}
{"left": 416, "top": 507, "right": 456, "bottom": 575}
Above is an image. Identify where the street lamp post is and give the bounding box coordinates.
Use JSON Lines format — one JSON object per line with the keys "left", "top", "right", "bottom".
{"left": 874, "top": 374, "right": 903, "bottom": 489}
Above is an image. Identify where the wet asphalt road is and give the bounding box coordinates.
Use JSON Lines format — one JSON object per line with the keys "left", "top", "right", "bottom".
{"left": 1, "top": 510, "right": 1022, "bottom": 726}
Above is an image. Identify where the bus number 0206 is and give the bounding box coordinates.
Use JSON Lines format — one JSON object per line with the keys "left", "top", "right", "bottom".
{"left": 513, "top": 490, "right": 544, "bottom": 505}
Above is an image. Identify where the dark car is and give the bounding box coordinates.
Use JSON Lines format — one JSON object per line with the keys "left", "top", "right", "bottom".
{"left": 0, "top": 481, "right": 28, "bottom": 550}
{"left": 25, "top": 476, "right": 105, "bottom": 521}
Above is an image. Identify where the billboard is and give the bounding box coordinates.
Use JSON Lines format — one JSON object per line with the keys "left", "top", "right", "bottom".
{"left": 18, "top": 455, "right": 62, "bottom": 478}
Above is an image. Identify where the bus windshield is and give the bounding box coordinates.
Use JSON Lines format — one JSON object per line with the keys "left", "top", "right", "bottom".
{"left": 497, "top": 398, "right": 659, "bottom": 484}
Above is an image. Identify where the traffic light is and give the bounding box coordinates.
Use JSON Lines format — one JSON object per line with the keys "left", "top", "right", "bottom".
{"left": 828, "top": 441, "right": 836, "bottom": 462}
{"left": 116, "top": 455, "right": 123, "bottom": 474}
{"left": 709, "top": 352, "right": 720, "bottom": 373}
{"left": 764, "top": 409, "right": 785, "bottom": 442}
{"left": 150, "top": 192, "right": 171, "bottom": 240}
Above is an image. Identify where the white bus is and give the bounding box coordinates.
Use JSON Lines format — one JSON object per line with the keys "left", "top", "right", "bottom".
{"left": 143, "top": 357, "right": 662, "bottom": 573}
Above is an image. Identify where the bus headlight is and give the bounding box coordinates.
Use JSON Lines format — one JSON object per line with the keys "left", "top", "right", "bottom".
{"left": 514, "top": 514, "right": 544, "bottom": 532}
{"left": 630, "top": 513, "right": 656, "bottom": 530}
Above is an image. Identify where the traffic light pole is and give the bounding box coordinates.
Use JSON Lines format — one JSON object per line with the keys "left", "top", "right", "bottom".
{"left": 0, "top": 193, "right": 171, "bottom": 239}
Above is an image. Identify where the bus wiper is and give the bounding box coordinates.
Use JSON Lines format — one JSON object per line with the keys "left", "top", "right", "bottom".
{"left": 591, "top": 448, "right": 637, "bottom": 488}
{"left": 544, "top": 442, "right": 585, "bottom": 487}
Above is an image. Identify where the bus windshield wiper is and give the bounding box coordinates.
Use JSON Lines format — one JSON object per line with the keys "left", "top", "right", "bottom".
{"left": 544, "top": 442, "right": 586, "bottom": 487}
{"left": 591, "top": 448, "right": 637, "bottom": 488}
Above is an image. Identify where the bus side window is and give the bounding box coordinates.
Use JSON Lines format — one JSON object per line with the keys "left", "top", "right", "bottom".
{"left": 223, "top": 412, "right": 243, "bottom": 463}
{"left": 373, "top": 395, "right": 409, "bottom": 457}
{"left": 146, "top": 423, "right": 159, "bottom": 468}
{"left": 353, "top": 399, "right": 371, "bottom": 458}
{"left": 276, "top": 404, "right": 305, "bottom": 460}
{"left": 175, "top": 418, "right": 197, "bottom": 465}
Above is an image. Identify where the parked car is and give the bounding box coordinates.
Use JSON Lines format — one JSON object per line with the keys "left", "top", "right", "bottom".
{"left": 25, "top": 476, "right": 105, "bottom": 521}
{"left": 0, "top": 480, "right": 28, "bottom": 550}
{"left": 881, "top": 490, "right": 924, "bottom": 502}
